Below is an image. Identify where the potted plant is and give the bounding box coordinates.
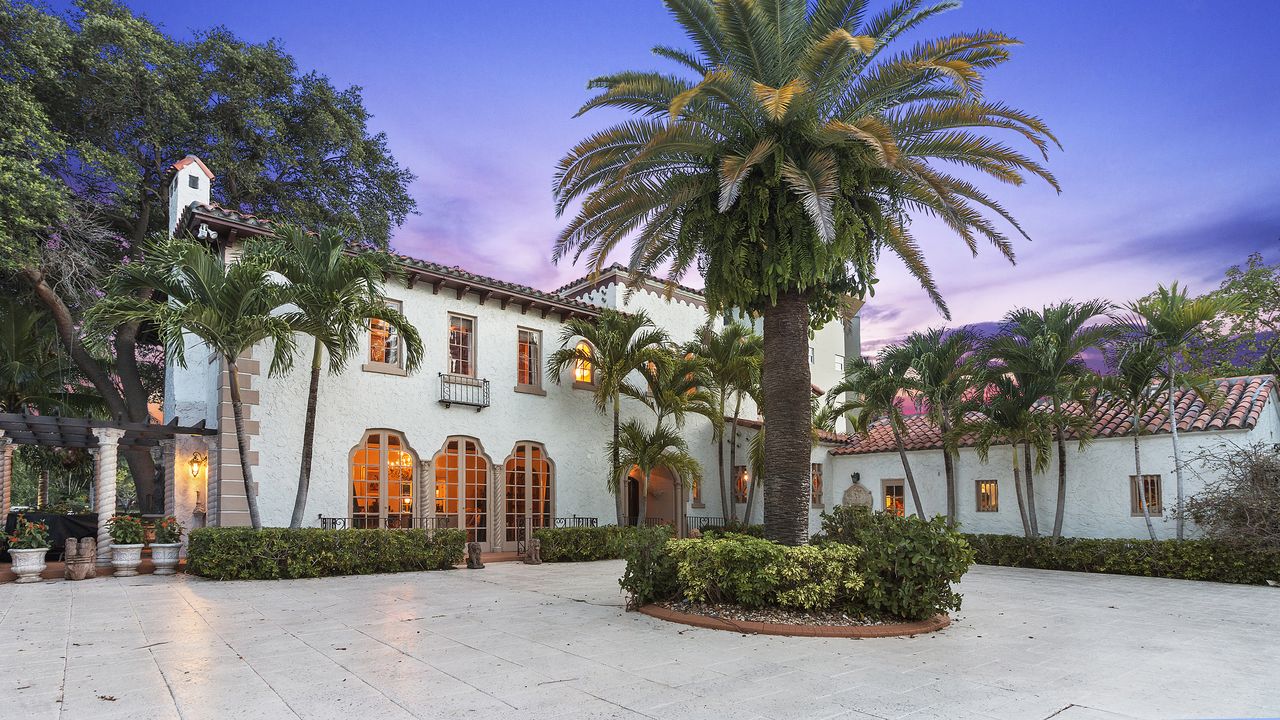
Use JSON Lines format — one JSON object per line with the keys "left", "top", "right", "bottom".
{"left": 7, "top": 515, "right": 51, "bottom": 584}
{"left": 106, "top": 515, "right": 146, "bottom": 577}
{"left": 150, "top": 516, "right": 185, "bottom": 575}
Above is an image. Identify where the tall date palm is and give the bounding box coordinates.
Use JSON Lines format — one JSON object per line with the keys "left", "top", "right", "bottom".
{"left": 553, "top": 0, "right": 1059, "bottom": 544}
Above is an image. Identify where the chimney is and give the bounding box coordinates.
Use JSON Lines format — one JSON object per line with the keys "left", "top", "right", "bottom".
{"left": 167, "top": 155, "right": 214, "bottom": 238}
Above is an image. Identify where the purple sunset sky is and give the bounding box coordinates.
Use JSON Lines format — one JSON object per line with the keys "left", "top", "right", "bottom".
{"left": 102, "top": 1, "right": 1280, "bottom": 351}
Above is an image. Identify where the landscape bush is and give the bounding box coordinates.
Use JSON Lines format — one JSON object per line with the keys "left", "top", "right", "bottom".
{"left": 533, "top": 524, "right": 671, "bottom": 562}
{"left": 618, "top": 525, "right": 680, "bottom": 608}
{"left": 696, "top": 521, "right": 765, "bottom": 538}
{"left": 186, "top": 527, "right": 465, "bottom": 580}
{"left": 817, "top": 505, "right": 976, "bottom": 621}
{"left": 965, "top": 533, "right": 1280, "bottom": 585}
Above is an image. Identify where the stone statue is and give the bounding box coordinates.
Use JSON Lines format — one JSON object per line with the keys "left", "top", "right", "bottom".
{"left": 64, "top": 538, "right": 97, "bottom": 580}
{"left": 523, "top": 538, "right": 542, "bottom": 565}
{"left": 466, "top": 542, "right": 485, "bottom": 569}
{"left": 842, "top": 482, "right": 873, "bottom": 509}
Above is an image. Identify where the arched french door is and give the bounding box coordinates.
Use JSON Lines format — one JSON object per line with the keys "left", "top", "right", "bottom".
{"left": 433, "top": 437, "right": 491, "bottom": 546}
{"left": 504, "top": 442, "right": 553, "bottom": 543}
{"left": 349, "top": 430, "right": 418, "bottom": 528}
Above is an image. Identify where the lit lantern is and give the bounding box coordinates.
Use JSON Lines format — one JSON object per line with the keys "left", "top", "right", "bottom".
{"left": 189, "top": 452, "right": 206, "bottom": 479}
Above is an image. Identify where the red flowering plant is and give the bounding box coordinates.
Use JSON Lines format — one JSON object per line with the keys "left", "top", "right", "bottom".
{"left": 106, "top": 515, "right": 146, "bottom": 545}
{"left": 152, "top": 516, "right": 185, "bottom": 544}
{"left": 8, "top": 515, "right": 52, "bottom": 550}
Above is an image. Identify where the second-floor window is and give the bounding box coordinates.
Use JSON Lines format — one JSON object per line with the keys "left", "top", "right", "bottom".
{"left": 369, "top": 301, "right": 402, "bottom": 367}
{"left": 733, "top": 465, "right": 749, "bottom": 503}
{"left": 573, "top": 341, "right": 595, "bottom": 385}
{"left": 448, "top": 314, "right": 474, "bottom": 376}
{"left": 517, "top": 328, "right": 541, "bottom": 388}
{"left": 811, "top": 463, "right": 823, "bottom": 507}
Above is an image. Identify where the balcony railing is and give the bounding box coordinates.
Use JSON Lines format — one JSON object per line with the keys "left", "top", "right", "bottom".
{"left": 316, "top": 514, "right": 458, "bottom": 532}
{"left": 554, "top": 515, "right": 599, "bottom": 528}
{"left": 439, "top": 373, "right": 490, "bottom": 410}
{"left": 686, "top": 515, "right": 727, "bottom": 533}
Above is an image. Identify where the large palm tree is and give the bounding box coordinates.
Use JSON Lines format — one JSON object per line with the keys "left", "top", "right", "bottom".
{"left": 1123, "top": 283, "right": 1241, "bottom": 539}
{"left": 88, "top": 236, "right": 298, "bottom": 530}
{"left": 547, "top": 309, "right": 669, "bottom": 524}
{"left": 984, "top": 301, "right": 1115, "bottom": 537}
{"left": 829, "top": 350, "right": 925, "bottom": 518}
{"left": 552, "top": 0, "right": 1059, "bottom": 544}
{"left": 889, "top": 326, "right": 979, "bottom": 527}
{"left": 245, "top": 225, "right": 424, "bottom": 528}
{"left": 611, "top": 418, "right": 702, "bottom": 526}
{"left": 687, "top": 320, "right": 762, "bottom": 521}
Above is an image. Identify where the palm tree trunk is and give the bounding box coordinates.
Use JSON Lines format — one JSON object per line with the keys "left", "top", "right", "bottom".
{"left": 744, "top": 454, "right": 760, "bottom": 522}
{"left": 1165, "top": 388, "right": 1187, "bottom": 540}
{"left": 890, "top": 423, "right": 926, "bottom": 518}
{"left": 637, "top": 471, "right": 649, "bottom": 526}
{"left": 939, "top": 417, "right": 957, "bottom": 527}
{"left": 289, "top": 339, "right": 323, "bottom": 529}
{"left": 227, "top": 357, "right": 262, "bottom": 531}
{"left": 1134, "top": 428, "right": 1156, "bottom": 541}
{"left": 727, "top": 395, "right": 742, "bottom": 523}
{"left": 716, "top": 394, "right": 727, "bottom": 520}
{"left": 1011, "top": 444, "right": 1031, "bottom": 538}
{"left": 761, "top": 290, "right": 811, "bottom": 546}
{"left": 1022, "top": 440, "right": 1039, "bottom": 536}
{"left": 1052, "top": 421, "right": 1068, "bottom": 538}
{"left": 612, "top": 395, "right": 624, "bottom": 525}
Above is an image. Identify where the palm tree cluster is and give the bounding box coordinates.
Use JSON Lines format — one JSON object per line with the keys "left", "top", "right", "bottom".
{"left": 831, "top": 285, "right": 1241, "bottom": 540}
{"left": 87, "top": 226, "right": 421, "bottom": 530}
{"left": 554, "top": 0, "right": 1062, "bottom": 545}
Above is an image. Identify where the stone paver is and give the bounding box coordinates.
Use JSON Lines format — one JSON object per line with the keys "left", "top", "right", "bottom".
{"left": 1, "top": 562, "right": 1277, "bottom": 720}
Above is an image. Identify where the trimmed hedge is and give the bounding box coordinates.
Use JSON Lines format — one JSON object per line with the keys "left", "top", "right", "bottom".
{"left": 817, "top": 506, "right": 976, "bottom": 621}
{"left": 186, "top": 527, "right": 465, "bottom": 580}
{"left": 533, "top": 524, "right": 671, "bottom": 562}
{"left": 965, "top": 533, "right": 1280, "bottom": 585}
{"left": 697, "top": 522, "right": 765, "bottom": 539}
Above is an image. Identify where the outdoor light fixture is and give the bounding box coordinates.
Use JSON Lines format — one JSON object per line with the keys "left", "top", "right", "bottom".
{"left": 189, "top": 452, "right": 206, "bottom": 478}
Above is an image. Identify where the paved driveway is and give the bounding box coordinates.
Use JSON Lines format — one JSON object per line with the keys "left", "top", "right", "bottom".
{"left": 1, "top": 561, "right": 1276, "bottom": 720}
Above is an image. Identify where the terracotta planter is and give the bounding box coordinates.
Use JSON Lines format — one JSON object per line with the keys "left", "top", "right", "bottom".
{"left": 150, "top": 543, "right": 181, "bottom": 575}
{"left": 9, "top": 547, "right": 49, "bottom": 584}
{"left": 110, "top": 544, "right": 144, "bottom": 577}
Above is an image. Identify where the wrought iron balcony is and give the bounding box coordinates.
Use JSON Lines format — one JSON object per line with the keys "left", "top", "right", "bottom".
{"left": 553, "top": 515, "right": 599, "bottom": 528}
{"left": 439, "top": 373, "right": 490, "bottom": 410}
{"left": 686, "top": 515, "right": 727, "bottom": 533}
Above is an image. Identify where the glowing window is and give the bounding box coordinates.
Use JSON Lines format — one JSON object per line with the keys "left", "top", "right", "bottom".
{"left": 733, "top": 465, "right": 749, "bottom": 504}
{"left": 882, "top": 479, "right": 905, "bottom": 517}
{"left": 517, "top": 329, "right": 541, "bottom": 387}
{"left": 573, "top": 341, "right": 594, "bottom": 384}
{"left": 505, "top": 442, "right": 552, "bottom": 543}
{"left": 976, "top": 480, "right": 999, "bottom": 512}
{"left": 811, "top": 463, "right": 823, "bottom": 507}
{"left": 1130, "top": 474, "right": 1162, "bottom": 516}
{"left": 369, "top": 300, "right": 402, "bottom": 366}
{"left": 435, "top": 438, "right": 489, "bottom": 543}
{"left": 350, "top": 431, "right": 415, "bottom": 528}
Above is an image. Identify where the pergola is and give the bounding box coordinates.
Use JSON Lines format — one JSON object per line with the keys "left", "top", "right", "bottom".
{"left": 0, "top": 413, "right": 215, "bottom": 567}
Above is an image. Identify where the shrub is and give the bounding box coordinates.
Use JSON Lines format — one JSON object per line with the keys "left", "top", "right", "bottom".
{"left": 186, "top": 528, "right": 465, "bottom": 580}
{"left": 534, "top": 524, "right": 671, "bottom": 562}
{"left": 1184, "top": 441, "right": 1280, "bottom": 550}
{"left": 107, "top": 515, "right": 146, "bottom": 545}
{"left": 618, "top": 526, "right": 680, "bottom": 608}
{"left": 7, "top": 514, "right": 51, "bottom": 549}
{"left": 818, "top": 505, "right": 975, "bottom": 621}
{"left": 965, "top": 533, "right": 1280, "bottom": 585}
{"left": 651, "top": 534, "right": 864, "bottom": 612}
{"left": 697, "top": 521, "right": 765, "bottom": 539}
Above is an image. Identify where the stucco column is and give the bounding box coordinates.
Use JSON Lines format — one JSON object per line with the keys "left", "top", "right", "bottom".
{"left": 421, "top": 459, "right": 435, "bottom": 530}
{"left": 0, "top": 433, "right": 12, "bottom": 515}
{"left": 491, "top": 462, "right": 505, "bottom": 551}
{"left": 92, "top": 428, "right": 125, "bottom": 568}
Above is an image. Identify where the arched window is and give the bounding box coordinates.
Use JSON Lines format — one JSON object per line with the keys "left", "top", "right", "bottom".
{"left": 573, "top": 341, "right": 595, "bottom": 385}
{"left": 505, "top": 443, "right": 553, "bottom": 542}
{"left": 434, "top": 437, "right": 489, "bottom": 544}
{"left": 350, "top": 430, "right": 417, "bottom": 528}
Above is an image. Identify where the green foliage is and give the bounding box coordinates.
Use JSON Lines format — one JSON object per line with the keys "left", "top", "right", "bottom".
{"left": 1188, "top": 252, "right": 1280, "bottom": 376}
{"left": 618, "top": 525, "right": 680, "bottom": 608}
{"left": 533, "top": 524, "right": 672, "bottom": 562}
{"left": 106, "top": 514, "right": 145, "bottom": 545}
{"left": 965, "top": 533, "right": 1280, "bottom": 586}
{"left": 152, "top": 516, "right": 185, "bottom": 544}
{"left": 698, "top": 521, "right": 765, "bottom": 538}
{"left": 665, "top": 534, "right": 864, "bottom": 611}
{"left": 818, "top": 506, "right": 975, "bottom": 621}
{"left": 186, "top": 528, "right": 465, "bottom": 580}
{"left": 7, "top": 514, "right": 51, "bottom": 549}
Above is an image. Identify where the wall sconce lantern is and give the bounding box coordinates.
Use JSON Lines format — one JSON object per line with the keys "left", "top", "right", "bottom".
{"left": 189, "top": 452, "right": 207, "bottom": 479}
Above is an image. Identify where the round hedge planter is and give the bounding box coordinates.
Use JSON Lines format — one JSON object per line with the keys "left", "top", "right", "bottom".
{"left": 638, "top": 604, "right": 950, "bottom": 638}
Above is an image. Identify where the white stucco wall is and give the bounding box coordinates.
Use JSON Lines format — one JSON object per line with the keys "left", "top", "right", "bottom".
{"left": 828, "top": 391, "right": 1280, "bottom": 539}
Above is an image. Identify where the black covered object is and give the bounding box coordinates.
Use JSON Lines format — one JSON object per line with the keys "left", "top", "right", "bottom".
{"left": 3, "top": 512, "right": 97, "bottom": 561}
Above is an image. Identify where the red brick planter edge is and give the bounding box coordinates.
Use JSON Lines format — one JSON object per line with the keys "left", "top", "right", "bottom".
{"left": 638, "top": 604, "right": 950, "bottom": 638}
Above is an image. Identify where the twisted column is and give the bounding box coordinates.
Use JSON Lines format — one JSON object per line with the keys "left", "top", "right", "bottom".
{"left": 0, "top": 433, "right": 11, "bottom": 515}
{"left": 92, "top": 428, "right": 125, "bottom": 568}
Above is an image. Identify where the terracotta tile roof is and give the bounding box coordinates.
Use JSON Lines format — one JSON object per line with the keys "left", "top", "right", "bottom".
{"left": 727, "top": 416, "right": 850, "bottom": 446}
{"left": 831, "top": 375, "right": 1277, "bottom": 456}
{"left": 390, "top": 253, "right": 602, "bottom": 318}
{"left": 555, "top": 263, "right": 706, "bottom": 301}
{"left": 167, "top": 155, "right": 214, "bottom": 179}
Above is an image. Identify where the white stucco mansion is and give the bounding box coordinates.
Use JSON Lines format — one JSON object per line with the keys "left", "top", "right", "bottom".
{"left": 162, "top": 156, "right": 1278, "bottom": 546}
